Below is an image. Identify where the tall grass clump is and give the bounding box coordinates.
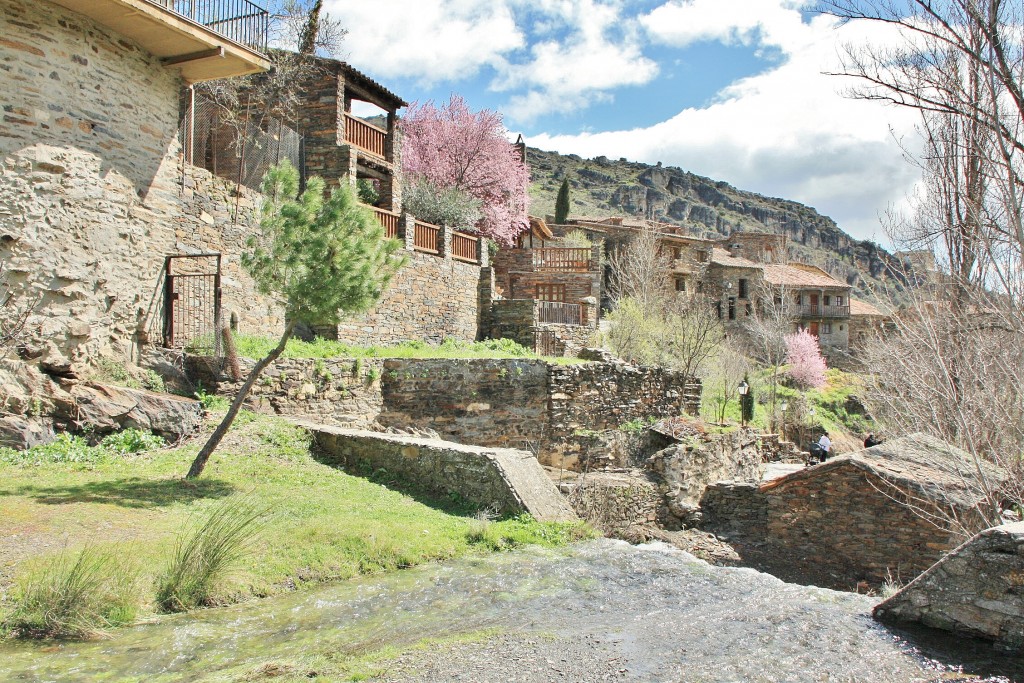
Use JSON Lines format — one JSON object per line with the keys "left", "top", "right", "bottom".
{"left": 2, "top": 545, "right": 139, "bottom": 639}
{"left": 155, "top": 498, "right": 267, "bottom": 612}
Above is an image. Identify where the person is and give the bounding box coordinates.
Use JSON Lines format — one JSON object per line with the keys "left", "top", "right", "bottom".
{"left": 864, "top": 433, "right": 882, "bottom": 448}
{"left": 817, "top": 431, "right": 832, "bottom": 462}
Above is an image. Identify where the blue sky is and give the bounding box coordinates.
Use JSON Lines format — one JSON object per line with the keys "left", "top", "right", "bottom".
{"left": 324, "top": 0, "right": 920, "bottom": 244}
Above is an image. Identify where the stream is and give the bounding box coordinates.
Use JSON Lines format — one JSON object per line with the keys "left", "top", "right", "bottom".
{"left": 1, "top": 540, "right": 1021, "bottom": 682}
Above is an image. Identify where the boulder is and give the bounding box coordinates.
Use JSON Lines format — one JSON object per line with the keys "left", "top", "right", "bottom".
{"left": 0, "top": 414, "right": 55, "bottom": 449}
{"left": 69, "top": 382, "right": 203, "bottom": 441}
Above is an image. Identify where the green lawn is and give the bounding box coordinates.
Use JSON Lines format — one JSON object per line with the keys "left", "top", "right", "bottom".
{"left": 0, "top": 413, "right": 591, "bottom": 620}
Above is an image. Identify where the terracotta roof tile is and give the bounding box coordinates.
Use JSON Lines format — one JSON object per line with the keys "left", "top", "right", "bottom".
{"left": 850, "top": 299, "right": 886, "bottom": 316}
{"left": 762, "top": 263, "right": 848, "bottom": 289}
{"left": 710, "top": 248, "right": 762, "bottom": 268}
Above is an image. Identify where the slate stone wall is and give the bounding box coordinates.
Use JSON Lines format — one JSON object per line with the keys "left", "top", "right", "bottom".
{"left": 874, "top": 522, "right": 1024, "bottom": 651}
{"left": 0, "top": 0, "right": 284, "bottom": 374}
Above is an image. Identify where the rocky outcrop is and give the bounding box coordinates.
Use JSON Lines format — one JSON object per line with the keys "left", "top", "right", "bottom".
{"left": 68, "top": 382, "right": 202, "bottom": 441}
{"left": 874, "top": 522, "right": 1024, "bottom": 651}
{"left": 0, "top": 414, "right": 55, "bottom": 449}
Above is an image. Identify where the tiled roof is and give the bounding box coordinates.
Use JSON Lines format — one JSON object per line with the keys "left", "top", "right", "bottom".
{"left": 850, "top": 299, "right": 886, "bottom": 317}
{"left": 529, "top": 215, "right": 553, "bottom": 240}
{"left": 338, "top": 61, "right": 408, "bottom": 108}
{"left": 762, "top": 263, "right": 849, "bottom": 289}
{"left": 710, "top": 248, "right": 762, "bottom": 268}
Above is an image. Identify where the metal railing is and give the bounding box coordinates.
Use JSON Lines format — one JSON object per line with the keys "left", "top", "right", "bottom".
{"left": 149, "top": 0, "right": 269, "bottom": 54}
{"left": 372, "top": 207, "right": 400, "bottom": 239}
{"left": 451, "top": 230, "right": 479, "bottom": 263}
{"left": 345, "top": 114, "right": 387, "bottom": 158}
{"left": 531, "top": 247, "right": 592, "bottom": 272}
{"left": 413, "top": 220, "right": 440, "bottom": 254}
{"left": 537, "top": 301, "right": 583, "bottom": 326}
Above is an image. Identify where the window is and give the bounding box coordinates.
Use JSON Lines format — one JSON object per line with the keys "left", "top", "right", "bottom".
{"left": 715, "top": 302, "right": 722, "bottom": 319}
{"left": 765, "top": 247, "right": 774, "bottom": 263}
{"left": 535, "top": 284, "right": 566, "bottom": 302}
{"left": 745, "top": 302, "right": 753, "bottom": 316}
{"left": 675, "top": 277, "right": 686, "bottom": 292}
{"left": 821, "top": 323, "right": 832, "bottom": 334}
{"left": 728, "top": 297, "right": 736, "bottom": 320}
{"left": 794, "top": 294, "right": 802, "bottom": 305}
{"left": 738, "top": 278, "right": 748, "bottom": 299}
{"left": 671, "top": 246, "right": 681, "bottom": 259}
{"left": 835, "top": 296, "right": 844, "bottom": 306}
{"left": 696, "top": 251, "right": 709, "bottom": 263}
{"left": 823, "top": 295, "right": 831, "bottom": 306}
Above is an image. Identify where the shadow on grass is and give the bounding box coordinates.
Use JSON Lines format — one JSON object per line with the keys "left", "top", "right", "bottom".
{"left": 4, "top": 477, "right": 236, "bottom": 508}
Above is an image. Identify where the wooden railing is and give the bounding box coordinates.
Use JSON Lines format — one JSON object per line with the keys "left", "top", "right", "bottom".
{"left": 345, "top": 113, "right": 386, "bottom": 158}
{"left": 532, "top": 248, "right": 592, "bottom": 272}
{"left": 372, "top": 207, "right": 400, "bottom": 239}
{"left": 537, "top": 301, "right": 583, "bottom": 326}
{"left": 413, "top": 220, "right": 440, "bottom": 254}
{"left": 796, "top": 303, "right": 850, "bottom": 318}
{"left": 451, "top": 230, "right": 479, "bottom": 263}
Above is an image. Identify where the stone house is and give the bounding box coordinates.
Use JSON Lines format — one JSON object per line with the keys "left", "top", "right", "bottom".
{"left": 701, "top": 433, "right": 1004, "bottom": 587}
{"left": 0, "top": 0, "right": 284, "bottom": 375}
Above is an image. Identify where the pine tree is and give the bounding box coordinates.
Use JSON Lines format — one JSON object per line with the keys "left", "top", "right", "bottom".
{"left": 555, "top": 177, "right": 571, "bottom": 225}
{"left": 186, "top": 161, "right": 404, "bottom": 479}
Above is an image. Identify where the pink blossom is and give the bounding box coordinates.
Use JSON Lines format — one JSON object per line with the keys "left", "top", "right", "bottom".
{"left": 785, "top": 329, "right": 827, "bottom": 389}
{"left": 400, "top": 95, "right": 530, "bottom": 246}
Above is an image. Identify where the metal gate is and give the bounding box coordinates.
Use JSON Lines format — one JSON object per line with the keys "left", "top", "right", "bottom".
{"left": 535, "top": 328, "right": 558, "bottom": 357}
{"left": 163, "top": 253, "right": 222, "bottom": 353}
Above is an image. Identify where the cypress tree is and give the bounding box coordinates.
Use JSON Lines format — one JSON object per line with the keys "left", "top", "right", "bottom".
{"left": 555, "top": 177, "right": 571, "bottom": 225}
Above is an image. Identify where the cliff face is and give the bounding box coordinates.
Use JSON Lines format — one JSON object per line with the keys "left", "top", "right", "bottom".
{"left": 526, "top": 148, "right": 911, "bottom": 302}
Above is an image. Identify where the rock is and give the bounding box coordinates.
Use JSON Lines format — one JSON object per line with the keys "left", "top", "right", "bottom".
{"left": 69, "top": 382, "right": 202, "bottom": 440}
{"left": 0, "top": 414, "right": 55, "bottom": 449}
{"left": 67, "top": 320, "right": 91, "bottom": 337}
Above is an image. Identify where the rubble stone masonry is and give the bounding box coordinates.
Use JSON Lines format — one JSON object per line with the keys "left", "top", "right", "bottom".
{"left": 0, "top": 0, "right": 283, "bottom": 374}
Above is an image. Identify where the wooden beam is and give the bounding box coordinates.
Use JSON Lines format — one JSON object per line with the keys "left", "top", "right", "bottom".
{"left": 162, "top": 46, "right": 224, "bottom": 67}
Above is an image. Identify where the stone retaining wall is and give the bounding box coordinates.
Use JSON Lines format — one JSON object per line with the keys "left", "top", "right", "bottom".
{"left": 184, "top": 356, "right": 384, "bottom": 427}
{"left": 874, "top": 522, "right": 1024, "bottom": 651}
{"left": 311, "top": 426, "right": 578, "bottom": 522}
{"left": 378, "top": 358, "right": 700, "bottom": 468}
{"left": 559, "top": 472, "right": 660, "bottom": 538}
{"left": 700, "top": 482, "right": 768, "bottom": 538}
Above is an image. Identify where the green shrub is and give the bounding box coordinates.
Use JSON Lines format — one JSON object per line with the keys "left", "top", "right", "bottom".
{"left": 2, "top": 545, "right": 139, "bottom": 639}
{"left": 155, "top": 498, "right": 267, "bottom": 612}
{"left": 99, "top": 429, "right": 165, "bottom": 455}
{"left": 618, "top": 417, "right": 657, "bottom": 434}
{"left": 1, "top": 434, "right": 98, "bottom": 466}
{"left": 142, "top": 370, "right": 165, "bottom": 393}
{"left": 194, "top": 387, "right": 230, "bottom": 411}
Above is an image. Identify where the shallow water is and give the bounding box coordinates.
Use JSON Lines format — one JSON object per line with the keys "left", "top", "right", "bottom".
{"left": 1, "top": 540, "right": 1020, "bottom": 682}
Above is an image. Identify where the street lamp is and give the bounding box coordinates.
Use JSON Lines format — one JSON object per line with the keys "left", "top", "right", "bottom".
{"left": 780, "top": 400, "right": 788, "bottom": 439}
{"left": 738, "top": 377, "right": 753, "bottom": 427}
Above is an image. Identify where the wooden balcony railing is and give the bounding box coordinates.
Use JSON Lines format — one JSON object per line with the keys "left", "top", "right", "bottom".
{"left": 451, "top": 230, "right": 479, "bottom": 263}
{"left": 345, "top": 114, "right": 387, "bottom": 158}
{"left": 413, "top": 220, "right": 440, "bottom": 254}
{"left": 537, "top": 301, "right": 583, "bottom": 326}
{"left": 532, "top": 248, "right": 592, "bottom": 272}
{"left": 796, "top": 304, "right": 850, "bottom": 318}
{"left": 371, "top": 207, "right": 400, "bottom": 239}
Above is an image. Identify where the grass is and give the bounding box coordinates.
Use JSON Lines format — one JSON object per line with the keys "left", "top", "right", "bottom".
{"left": 0, "top": 411, "right": 591, "bottom": 635}
{"left": 0, "top": 429, "right": 166, "bottom": 467}
{"left": 1, "top": 545, "right": 139, "bottom": 639}
{"left": 213, "top": 334, "right": 591, "bottom": 364}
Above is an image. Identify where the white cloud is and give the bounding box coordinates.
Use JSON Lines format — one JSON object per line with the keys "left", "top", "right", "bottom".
{"left": 641, "top": 0, "right": 815, "bottom": 50}
{"left": 494, "top": 0, "right": 658, "bottom": 121}
{"left": 528, "top": 6, "right": 922, "bottom": 242}
{"left": 322, "top": 0, "right": 524, "bottom": 84}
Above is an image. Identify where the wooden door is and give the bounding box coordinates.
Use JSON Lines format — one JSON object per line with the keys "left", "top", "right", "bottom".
{"left": 809, "top": 321, "right": 820, "bottom": 337}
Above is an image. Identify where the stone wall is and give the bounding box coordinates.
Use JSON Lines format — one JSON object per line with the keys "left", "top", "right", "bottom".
{"left": 184, "top": 355, "right": 384, "bottom": 427}
{"left": 311, "top": 426, "right": 579, "bottom": 522}
{"left": 331, "top": 250, "right": 484, "bottom": 346}
{"left": 487, "top": 299, "right": 597, "bottom": 357}
{"left": 874, "top": 522, "right": 1024, "bottom": 651}
{"left": 559, "top": 472, "right": 660, "bottom": 538}
{"left": 0, "top": 0, "right": 284, "bottom": 375}
{"left": 700, "top": 481, "right": 768, "bottom": 539}
{"left": 378, "top": 358, "right": 700, "bottom": 468}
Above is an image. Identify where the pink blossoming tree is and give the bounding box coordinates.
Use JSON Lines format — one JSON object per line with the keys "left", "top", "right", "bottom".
{"left": 785, "top": 329, "right": 827, "bottom": 389}
{"left": 400, "top": 95, "right": 530, "bottom": 246}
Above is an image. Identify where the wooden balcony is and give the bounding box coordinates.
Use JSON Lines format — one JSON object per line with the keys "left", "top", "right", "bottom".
{"left": 345, "top": 114, "right": 387, "bottom": 159}
{"left": 537, "top": 301, "right": 583, "bottom": 326}
{"left": 413, "top": 220, "right": 440, "bottom": 254}
{"left": 50, "top": 0, "right": 270, "bottom": 82}
{"left": 451, "top": 230, "right": 479, "bottom": 263}
{"left": 531, "top": 248, "right": 593, "bottom": 272}
{"left": 371, "top": 207, "right": 400, "bottom": 239}
{"left": 796, "top": 304, "right": 851, "bottom": 318}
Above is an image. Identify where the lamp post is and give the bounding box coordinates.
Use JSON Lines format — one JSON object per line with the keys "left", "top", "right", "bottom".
{"left": 780, "top": 400, "right": 788, "bottom": 440}
{"left": 738, "top": 377, "right": 753, "bottom": 427}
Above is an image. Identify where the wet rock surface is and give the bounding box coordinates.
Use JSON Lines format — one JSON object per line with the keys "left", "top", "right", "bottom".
{"left": 2, "top": 540, "right": 1021, "bottom": 682}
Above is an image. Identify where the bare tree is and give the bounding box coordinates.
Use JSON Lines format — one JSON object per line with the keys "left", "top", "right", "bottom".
{"left": 605, "top": 225, "right": 723, "bottom": 386}
{"left": 0, "top": 264, "right": 37, "bottom": 356}
{"left": 741, "top": 282, "right": 794, "bottom": 432}
{"left": 702, "top": 341, "right": 750, "bottom": 424}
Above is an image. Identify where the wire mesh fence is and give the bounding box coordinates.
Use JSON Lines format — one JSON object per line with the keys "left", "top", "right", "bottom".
{"left": 181, "top": 95, "right": 303, "bottom": 193}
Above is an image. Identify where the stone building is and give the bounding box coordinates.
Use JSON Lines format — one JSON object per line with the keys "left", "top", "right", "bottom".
{"left": 0, "top": 0, "right": 281, "bottom": 375}
{"left": 701, "top": 433, "right": 1004, "bottom": 588}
